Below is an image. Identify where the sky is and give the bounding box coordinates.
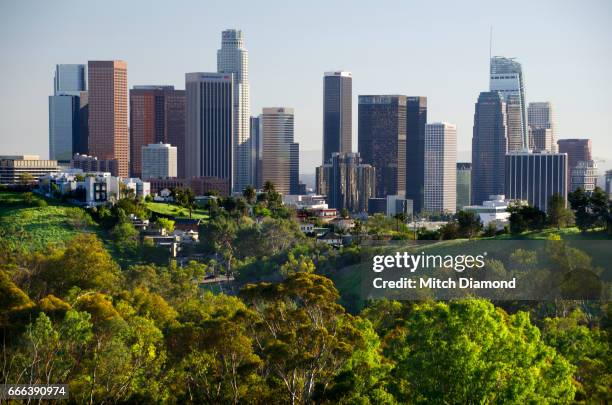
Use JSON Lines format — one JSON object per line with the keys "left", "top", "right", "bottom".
{"left": 0, "top": 0, "right": 611, "bottom": 175}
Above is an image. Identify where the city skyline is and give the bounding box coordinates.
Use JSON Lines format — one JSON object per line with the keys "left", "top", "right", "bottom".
{"left": 1, "top": 0, "right": 611, "bottom": 176}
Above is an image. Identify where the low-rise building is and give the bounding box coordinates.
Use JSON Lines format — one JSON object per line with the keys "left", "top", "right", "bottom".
{"left": 282, "top": 194, "right": 328, "bottom": 210}
{"left": 463, "top": 195, "right": 511, "bottom": 229}
{"left": 0, "top": 155, "right": 59, "bottom": 185}
{"left": 123, "top": 178, "right": 151, "bottom": 198}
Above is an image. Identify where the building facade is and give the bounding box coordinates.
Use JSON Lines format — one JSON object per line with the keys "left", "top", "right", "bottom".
{"left": 323, "top": 71, "right": 352, "bottom": 164}
{"left": 70, "top": 154, "right": 118, "bottom": 176}
{"left": 141, "top": 143, "right": 177, "bottom": 180}
{"left": 570, "top": 160, "right": 598, "bottom": 192}
{"left": 0, "top": 155, "right": 59, "bottom": 185}
{"left": 405, "top": 96, "right": 427, "bottom": 214}
{"left": 471, "top": 91, "right": 508, "bottom": 205}
{"left": 557, "top": 138, "right": 592, "bottom": 174}
{"left": 148, "top": 177, "right": 230, "bottom": 197}
{"left": 605, "top": 170, "right": 612, "bottom": 200}
{"left": 505, "top": 152, "right": 568, "bottom": 211}
{"left": 185, "top": 72, "right": 233, "bottom": 185}
{"left": 528, "top": 102, "right": 556, "bottom": 152}
{"left": 316, "top": 152, "right": 375, "bottom": 213}
{"left": 129, "top": 86, "right": 185, "bottom": 178}
{"left": 358, "top": 95, "right": 406, "bottom": 198}
{"left": 456, "top": 162, "right": 472, "bottom": 211}
{"left": 87, "top": 60, "right": 129, "bottom": 177}
{"left": 260, "top": 107, "right": 299, "bottom": 195}
{"left": 250, "top": 116, "right": 262, "bottom": 188}
{"left": 217, "top": 29, "right": 251, "bottom": 192}
{"left": 424, "top": 123, "right": 457, "bottom": 214}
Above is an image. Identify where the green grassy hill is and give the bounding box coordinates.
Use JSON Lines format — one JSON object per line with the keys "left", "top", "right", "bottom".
{"left": 145, "top": 201, "right": 209, "bottom": 220}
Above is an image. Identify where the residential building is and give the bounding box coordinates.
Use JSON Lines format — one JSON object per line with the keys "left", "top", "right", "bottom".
{"left": 528, "top": 102, "right": 556, "bottom": 152}
{"left": 185, "top": 72, "right": 233, "bottom": 185}
{"left": 570, "top": 160, "right": 598, "bottom": 192}
{"left": 471, "top": 91, "right": 508, "bottom": 205}
{"left": 87, "top": 60, "right": 129, "bottom": 177}
{"left": 456, "top": 162, "right": 471, "bottom": 211}
{"left": 405, "top": 96, "right": 427, "bottom": 213}
{"left": 129, "top": 85, "right": 185, "bottom": 178}
{"left": 141, "top": 143, "right": 177, "bottom": 180}
{"left": 260, "top": 107, "right": 299, "bottom": 194}
{"left": 282, "top": 194, "right": 328, "bottom": 210}
{"left": 70, "top": 153, "right": 118, "bottom": 176}
{"left": 358, "top": 95, "right": 406, "bottom": 198}
{"left": 463, "top": 195, "right": 511, "bottom": 229}
{"left": 123, "top": 178, "right": 151, "bottom": 198}
{"left": 0, "top": 155, "right": 59, "bottom": 185}
{"left": 217, "top": 29, "right": 251, "bottom": 192}
{"left": 424, "top": 122, "right": 457, "bottom": 214}
{"left": 39, "top": 171, "right": 122, "bottom": 206}
{"left": 323, "top": 71, "right": 352, "bottom": 164}
{"left": 505, "top": 151, "right": 568, "bottom": 211}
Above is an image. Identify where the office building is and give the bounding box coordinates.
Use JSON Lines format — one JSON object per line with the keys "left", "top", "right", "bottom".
{"left": 528, "top": 102, "right": 556, "bottom": 152}
{"left": 424, "top": 123, "right": 457, "bottom": 214}
{"left": 185, "top": 72, "right": 233, "bottom": 184}
{"left": 358, "top": 95, "right": 406, "bottom": 198}
{"left": 0, "top": 155, "right": 59, "bottom": 185}
{"left": 557, "top": 138, "right": 592, "bottom": 171}
{"left": 463, "top": 195, "right": 511, "bottom": 229}
{"left": 570, "top": 160, "right": 598, "bottom": 192}
{"left": 250, "top": 116, "right": 262, "bottom": 188}
{"left": 76, "top": 91, "right": 89, "bottom": 155}
{"left": 605, "top": 170, "right": 612, "bottom": 200}
{"left": 489, "top": 56, "right": 528, "bottom": 150}
{"left": 141, "top": 143, "right": 177, "bottom": 180}
{"left": 129, "top": 85, "right": 185, "bottom": 178}
{"left": 456, "top": 163, "right": 471, "bottom": 211}
{"left": 505, "top": 151, "right": 568, "bottom": 211}
{"left": 217, "top": 29, "right": 250, "bottom": 192}
{"left": 505, "top": 95, "right": 524, "bottom": 152}
{"left": 87, "top": 60, "right": 129, "bottom": 177}
{"left": 323, "top": 71, "right": 352, "bottom": 164}
{"left": 260, "top": 107, "right": 299, "bottom": 195}
{"left": 49, "top": 64, "right": 86, "bottom": 163}
{"left": 316, "top": 152, "right": 375, "bottom": 213}
{"left": 405, "top": 96, "right": 427, "bottom": 213}
{"left": 70, "top": 154, "right": 118, "bottom": 176}
{"left": 471, "top": 91, "right": 508, "bottom": 205}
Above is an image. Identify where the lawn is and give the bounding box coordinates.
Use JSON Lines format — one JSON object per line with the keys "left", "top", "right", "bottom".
{"left": 146, "top": 201, "right": 210, "bottom": 220}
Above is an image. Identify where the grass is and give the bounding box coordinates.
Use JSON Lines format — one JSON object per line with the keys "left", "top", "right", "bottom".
{"left": 146, "top": 201, "right": 210, "bottom": 220}
{"left": 489, "top": 227, "right": 610, "bottom": 240}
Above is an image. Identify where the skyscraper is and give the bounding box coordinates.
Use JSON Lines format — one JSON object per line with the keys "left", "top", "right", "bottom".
{"left": 129, "top": 86, "right": 185, "bottom": 178}
{"left": 490, "top": 56, "right": 528, "bottom": 150}
{"left": 528, "top": 102, "right": 556, "bottom": 152}
{"left": 260, "top": 107, "right": 299, "bottom": 195}
{"left": 405, "top": 96, "right": 427, "bottom": 214}
{"left": 185, "top": 72, "right": 233, "bottom": 183}
{"left": 49, "top": 64, "right": 86, "bottom": 163}
{"left": 456, "top": 163, "right": 472, "bottom": 211}
{"left": 605, "top": 170, "right": 612, "bottom": 200}
{"left": 87, "top": 60, "right": 129, "bottom": 177}
{"left": 424, "top": 123, "right": 457, "bottom": 214}
{"left": 141, "top": 143, "right": 177, "bottom": 180}
{"left": 358, "top": 95, "right": 406, "bottom": 198}
{"left": 570, "top": 160, "right": 598, "bottom": 192}
{"left": 217, "top": 29, "right": 250, "bottom": 192}
{"left": 323, "top": 71, "right": 352, "bottom": 164}
{"left": 250, "top": 116, "right": 262, "bottom": 188}
{"left": 316, "top": 152, "right": 375, "bottom": 213}
{"left": 505, "top": 95, "right": 524, "bottom": 152}
{"left": 471, "top": 91, "right": 508, "bottom": 205}
{"left": 557, "top": 139, "right": 592, "bottom": 171}
{"left": 505, "top": 151, "right": 568, "bottom": 211}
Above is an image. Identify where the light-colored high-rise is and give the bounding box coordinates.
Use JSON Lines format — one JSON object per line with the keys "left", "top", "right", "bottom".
{"left": 141, "top": 143, "right": 177, "bottom": 180}
{"left": 217, "top": 29, "right": 250, "bottom": 192}
{"left": 424, "top": 123, "right": 457, "bottom": 214}
{"left": 260, "top": 108, "right": 299, "bottom": 195}
{"left": 528, "top": 102, "right": 556, "bottom": 152}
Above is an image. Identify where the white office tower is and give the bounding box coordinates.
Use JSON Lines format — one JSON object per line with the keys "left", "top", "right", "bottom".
{"left": 490, "top": 56, "right": 528, "bottom": 151}
{"left": 141, "top": 143, "right": 177, "bottom": 180}
{"left": 528, "top": 102, "right": 557, "bottom": 152}
{"left": 424, "top": 123, "right": 457, "bottom": 214}
{"left": 217, "top": 29, "right": 251, "bottom": 192}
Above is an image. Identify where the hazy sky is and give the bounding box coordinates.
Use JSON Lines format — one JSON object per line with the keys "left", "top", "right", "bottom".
{"left": 1, "top": 0, "right": 611, "bottom": 174}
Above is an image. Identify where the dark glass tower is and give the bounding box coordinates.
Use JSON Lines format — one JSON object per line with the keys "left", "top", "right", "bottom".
{"left": 471, "top": 91, "right": 508, "bottom": 205}
{"left": 405, "top": 96, "right": 427, "bottom": 213}
{"left": 358, "top": 95, "right": 406, "bottom": 198}
{"left": 323, "top": 71, "right": 352, "bottom": 164}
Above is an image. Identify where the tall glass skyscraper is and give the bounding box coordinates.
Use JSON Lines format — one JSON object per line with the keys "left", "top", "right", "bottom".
{"left": 471, "top": 91, "right": 508, "bottom": 205}
{"left": 323, "top": 71, "right": 352, "bottom": 164}
{"left": 490, "top": 56, "right": 528, "bottom": 150}
{"left": 405, "top": 96, "right": 427, "bottom": 213}
{"left": 528, "top": 102, "right": 556, "bottom": 152}
{"left": 260, "top": 107, "right": 299, "bottom": 195}
{"left": 217, "top": 29, "right": 250, "bottom": 192}
{"left": 456, "top": 163, "right": 472, "bottom": 211}
{"left": 49, "top": 64, "right": 86, "bottom": 163}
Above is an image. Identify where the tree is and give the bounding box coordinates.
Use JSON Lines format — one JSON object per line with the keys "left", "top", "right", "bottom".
{"left": 279, "top": 252, "right": 315, "bottom": 276}
{"left": 548, "top": 193, "right": 575, "bottom": 229}
{"left": 18, "top": 172, "right": 35, "bottom": 186}
{"left": 263, "top": 181, "right": 275, "bottom": 194}
{"left": 243, "top": 185, "right": 256, "bottom": 205}
{"left": 174, "top": 187, "right": 196, "bottom": 219}
{"left": 455, "top": 210, "right": 482, "bottom": 239}
{"left": 155, "top": 217, "right": 175, "bottom": 233}
{"left": 509, "top": 204, "right": 547, "bottom": 234}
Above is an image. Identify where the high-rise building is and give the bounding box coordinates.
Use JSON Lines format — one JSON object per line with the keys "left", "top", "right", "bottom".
{"left": 141, "top": 143, "right": 177, "bottom": 180}
{"left": 358, "top": 95, "right": 406, "bottom": 198}
{"left": 405, "top": 96, "right": 427, "bottom": 213}
{"left": 0, "top": 155, "right": 59, "bottom": 185}
{"left": 76, "top": 91, "right": 89, "bottom": 155}
{"left": 424, "top": 123, "right": 457, "bottom": 214}
{"left": 250, "top": 116, "right": 262, "bottom": 188}
{"left": 505, "top": 95, "right": 524, "bottom": 152}
{"left": 528, "top": 102, "right": 556, "bottom": 152}
{"left": 185, "top": 72, "right": 233, "bottom": 184}
{"left": 316, "top": 152, "right": 375, "bottom": 213}
{"left": 70, "top": 153, "right": 118, "bottom": 176}
{"left": 570, "top": 160, "right": 598, "bottom": 192}
{"left": 489, "top": 56, "right": 528, "bottom": 150}
{"left": 323, "top": 71, "right": 352, "bottom": 164}
{"left": 217, "top": 29, "right": 250, "bottom": 192}
{"left": 260, "top": 108, "right": 299, "bottom": 195}
{"left": 505, "top": 151, "right": 568, "bottom": 211}
{"left": 456, "top": 163, "right": 472, "bottom": 211}
{"left": 49, "top": 64, "right": 86, "bottom": 164}
{"left": 605, "top": 170, "right": 612, "bottom": 200}
{"left": 87, "top": 60, "right": 129, "bottom": 177}
{"left": 129, "top": 86, "right": 185, "bottom": 178}
{"left": 471, "top": 91, "right": 508, "bottom": 205}
{"left": 557, "top": 138, "right": 592, "bottom": 172}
